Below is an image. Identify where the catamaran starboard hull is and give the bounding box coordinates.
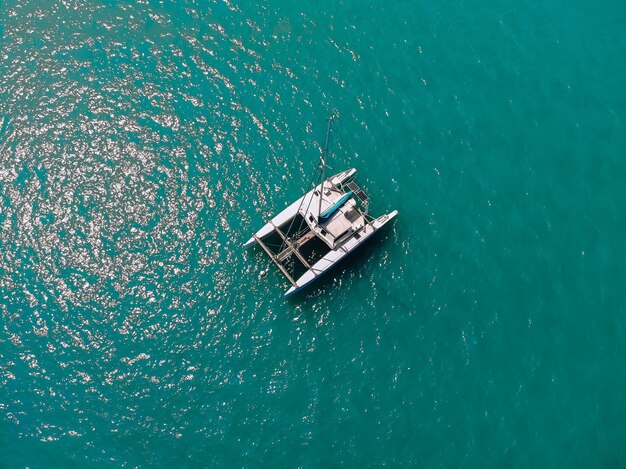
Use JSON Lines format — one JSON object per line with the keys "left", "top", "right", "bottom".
{"left": 284, "top": 210, "right": 398, "bottom": 297}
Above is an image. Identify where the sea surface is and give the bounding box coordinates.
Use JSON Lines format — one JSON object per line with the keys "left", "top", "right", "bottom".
{"left": 1, "top": 0, "right": 626, "bottom": 466}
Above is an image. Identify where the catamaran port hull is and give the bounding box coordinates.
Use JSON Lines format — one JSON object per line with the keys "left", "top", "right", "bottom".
{"left": 243, "top": 168, "right": 356, "bottom": 250}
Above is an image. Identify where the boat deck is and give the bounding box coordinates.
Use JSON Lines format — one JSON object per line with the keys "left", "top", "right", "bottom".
{"left": 276, "top": 230, "right": 316, "bottom": 262}
{"left": 245, "top": 163, "right": 397, "bottom": 296}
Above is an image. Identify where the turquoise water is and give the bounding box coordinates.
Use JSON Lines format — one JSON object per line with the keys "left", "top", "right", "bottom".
{"left": 1, "top": 0, "right": 626, "bottom": 466}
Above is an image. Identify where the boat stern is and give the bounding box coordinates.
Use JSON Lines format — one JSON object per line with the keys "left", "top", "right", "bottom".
{"left": 243, "top": 236, "right": 257, "bottom": 250}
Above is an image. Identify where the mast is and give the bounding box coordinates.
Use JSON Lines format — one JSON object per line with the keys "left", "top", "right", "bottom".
{"left": 318, "top": 114, "right": 335, "bottom": 222}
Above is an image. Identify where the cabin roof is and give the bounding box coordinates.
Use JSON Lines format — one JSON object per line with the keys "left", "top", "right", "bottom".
{"left": 323, "top": 199, "right": 361, "bottom": 238}
{"left": 297, "top": 178, "right": 366, "bottom": 249}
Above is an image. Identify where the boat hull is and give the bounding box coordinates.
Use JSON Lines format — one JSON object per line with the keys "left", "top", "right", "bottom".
{"left": 243, "top": 195, "right": 304, "bottom": 250}
{"left": 284, "top": 210, "right": 398, "bottom": 297}
{"left": 243, "top": 168, "right": 356, "bottom": 250}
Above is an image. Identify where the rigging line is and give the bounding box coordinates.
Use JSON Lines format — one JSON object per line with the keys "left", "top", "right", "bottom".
{"left": 316, "top": 115, "right": 335, "bottom": 221}
{"left": 260, "top": 157, "right": 323, "bottom": 278}
{"left": 285, "top": 160, "right": 321, "bottom": 239}
{"left": 271, "top": 158, "right": 323, "bottom": 263}
{"left": 364, "top": 211, "right": 376, "bottom": 223}
{"left": 276, "top": 114, "right": 335, "bottom": 256}
{"left": 265, "top": 115, "right": 337, "bottom": 278}
{"left": 294, "top": 114, "right": 336, "bottom": 238}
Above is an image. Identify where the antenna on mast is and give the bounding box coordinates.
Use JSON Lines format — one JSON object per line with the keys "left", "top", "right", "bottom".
{"left": 318, "top": 114, "right": 335, "bottom": 222}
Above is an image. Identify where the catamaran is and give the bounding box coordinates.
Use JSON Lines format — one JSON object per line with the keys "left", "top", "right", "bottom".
{"left": 244, "top": 116, "right": 398, "bottom": 297}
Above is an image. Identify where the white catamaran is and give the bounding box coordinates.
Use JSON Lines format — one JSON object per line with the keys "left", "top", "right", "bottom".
{"left": 244, "top": 116, "right": 398, "bottom": 297}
